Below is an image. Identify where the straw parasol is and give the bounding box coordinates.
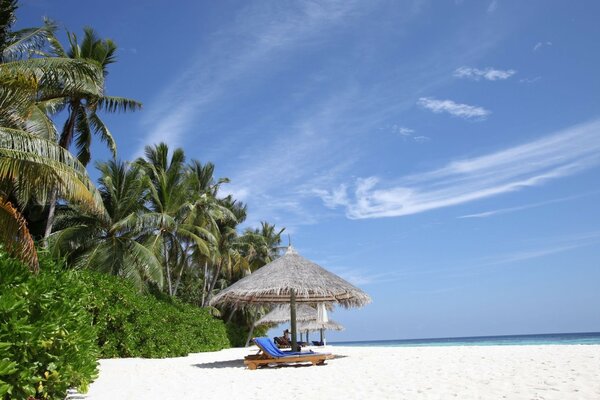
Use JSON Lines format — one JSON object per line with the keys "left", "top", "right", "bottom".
{"left": 297, "top": 320, "right": 345, "bottom": 332}
{"left": 210, "top": 246, "right": 371, "bottom": 351}
{"left": 256, "top": 304, "right": 318, "bottom": 325}
{"left": 298, "top": 319, "right": 344, "bottom": 345}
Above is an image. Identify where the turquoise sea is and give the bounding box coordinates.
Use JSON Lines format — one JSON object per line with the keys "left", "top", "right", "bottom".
{"left": 332, "top": 332, "right": 600, "bottom": 347}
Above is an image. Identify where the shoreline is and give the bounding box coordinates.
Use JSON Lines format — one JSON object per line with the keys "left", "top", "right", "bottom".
{"left": 78, "top": 344, "right": 600, "bottom": 399}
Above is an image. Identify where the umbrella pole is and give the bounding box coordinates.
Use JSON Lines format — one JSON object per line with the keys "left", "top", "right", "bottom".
{"left": 290, "top": 289, "right": 298, "bottom": 352}
{"left": 320, "top": 328, "right": 324, "bottom": 344}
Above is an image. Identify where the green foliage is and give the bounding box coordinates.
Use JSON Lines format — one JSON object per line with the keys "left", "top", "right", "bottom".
{"left": 0, "top": 247, "right": 231, "bottom": 399}
{"left": 79, "top": 271, "right": 230, "bottom": 358}
{"left": 225, "top": 322, "right": 269, "bottom": 348}
{"left": 0, "top": 251, "right": 98, "bottom": 400}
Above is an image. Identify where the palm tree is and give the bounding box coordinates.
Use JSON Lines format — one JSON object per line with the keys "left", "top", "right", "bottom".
{"left": 136, "top": 143, "right": 222, "bottom": 296}
{"left": 0, "top": 121, "right": 105, "bottom": 272}
{"left": 49, "top": 27, "right": 141, "bottom": 164}
{"left": 0, "top": 1, "right": 105, "bottom": 270}
{"left": 48, "top": 160, "right": 162, "bottom": 288}
{"left": 43, "top": 27, "right": 142, "bottom": 239}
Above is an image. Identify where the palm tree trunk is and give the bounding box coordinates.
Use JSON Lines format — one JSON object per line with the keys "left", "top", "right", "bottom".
{"left": 225, "top": 308, "right": 236, "bottom": 324}
{"left": 164, "top": 238, "right": 173, "bottom": 296}
{"left": 244, "top": 321, "right": 256, "bottom": 347}
{"left": 201, "top": 261, "right": 208, "bottom": 306}
{"left": 42, "top": 189, "right": 58, "bottom": 242}
{"left": 43, "top": 102, "right": 79, "bottom": 240}
{"left": 171, "top": 255, "right": 188, "bottom": 297}
{"left": 205, "top": 263, "right": 222, "bottom": 305}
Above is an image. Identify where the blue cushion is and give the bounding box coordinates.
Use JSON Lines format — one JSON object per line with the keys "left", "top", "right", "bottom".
{"left": 254, "top": 337, "right": 314, "bottom": 358}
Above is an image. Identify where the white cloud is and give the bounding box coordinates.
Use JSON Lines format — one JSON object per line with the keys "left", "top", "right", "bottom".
{"left": 413, "top": 135, "right": 431, "bottom": 143}
{"left": 315, "top": 119, "right": 600, "bottom": 219}
{"left": 533, "top": 41, "right": 552, "bottom": 51}
{"left": 454, "top": 66, "right": 516, "bottom": 81}
{"left": 417, "top": 97, "right": 490, "bottom": 119}
{"left": 394, "top": 126, "right": 414, "bottom": 136}
{"left": 487, "top": 0, "right": 498, "bottom": 13}
{"left": 457, "top": 193, "right": 592, "bottom": 218}
{"left": 314, "top": 184, "right": 349, "bottom": 209}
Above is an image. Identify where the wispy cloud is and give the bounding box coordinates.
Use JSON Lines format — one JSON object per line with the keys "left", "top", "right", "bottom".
{"left": 150, "top": 0, "right": 514, "bottom": 230}
{"left": 487, "top": 0, "right": 498, "bottom": 13}
{"left": 315, "top": 119, "right": 600, "bottom": 219}
{"left": 519, "top": 76, "right": 542, "bottom": 84}
{"left": 454, "top": 66, "right": 516, "bottom": 81}
{"left": 392, "top": 125, "right": 415, "bottom": 136}
{"left": 135, "top": 0, "right": 364, "bottom": 156}
{"left": 413, "top": 135, "right": 431, "bottom": 143}
{"left": 457, "top": 193, "right": 594, "bottom": 218}
{"left": 533, "top": 41, "right": 552, "bottom": 51}
{"left": 434, "top": 230, "right": 600, "bottom": 279}
{"left": 328, "top": 267, "right": 396, "bottom": 286}
{"left": 480, "top": 231, "right": 600, "bottom": 266}
{"left": 417, "top": 97, "right": 491, "bottom": 119}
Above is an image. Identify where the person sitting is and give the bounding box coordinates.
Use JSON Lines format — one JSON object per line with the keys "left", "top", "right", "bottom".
{"left": 274, "top": 329, "right": 291, "bottom": 347}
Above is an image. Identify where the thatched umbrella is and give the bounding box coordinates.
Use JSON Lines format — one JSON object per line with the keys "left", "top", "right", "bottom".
{"left": 210, "top": 246, "right": 371, "bottom": 351}
{"left": 256, "top": 304, "right": 317, "bottom": 325}
{"left": 297, "top": 319, "right": 344, "bottom": 345}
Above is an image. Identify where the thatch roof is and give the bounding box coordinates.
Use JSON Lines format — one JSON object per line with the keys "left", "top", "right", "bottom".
{"left": 298, "top": 319, "right": 345, "bottom": 332}
{"left": 256, "top": 304, "right": 317, "bottom": 325}
{"left": 210, "top": 246, "right": 371, "bottom": 308}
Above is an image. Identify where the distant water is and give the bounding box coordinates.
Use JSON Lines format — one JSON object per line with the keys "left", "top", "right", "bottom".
{"left": 332, "top": 332, "right": 600, "bottom": 347}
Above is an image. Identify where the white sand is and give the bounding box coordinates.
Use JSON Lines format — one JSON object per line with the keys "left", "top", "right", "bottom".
{"left": 77, "top": 345, "right": 600, "bottom": 399}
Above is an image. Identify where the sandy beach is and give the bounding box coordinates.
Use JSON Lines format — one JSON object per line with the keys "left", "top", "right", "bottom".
{"left": 76, "top": 344, "right": 600, "bottom": 400}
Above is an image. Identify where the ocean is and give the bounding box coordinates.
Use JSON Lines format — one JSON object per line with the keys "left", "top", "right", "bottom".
{"left": 332, "top": 332, "right": 600, "bottom": 347}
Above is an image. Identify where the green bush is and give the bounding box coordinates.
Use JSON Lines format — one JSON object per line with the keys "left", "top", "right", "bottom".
{"left": 226, "top": 323, "right": 270, "bottom": 347}
{"left": 0, "top": 250, "right": 230, "bottom": 398}
{"left": 79, "top": 272, "right": 230, "bottom": 358}
{"left": 0, "top": 252, "right": 98, "bottom": 400}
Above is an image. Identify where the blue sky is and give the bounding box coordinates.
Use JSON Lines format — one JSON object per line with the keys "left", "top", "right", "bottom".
{"left": 19, "top": 0, "right": 600, "bottom": 341}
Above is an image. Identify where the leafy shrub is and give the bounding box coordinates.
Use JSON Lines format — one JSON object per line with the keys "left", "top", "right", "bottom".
{"left": 226, "top": 323, "right": 270, "bottom": 347}
{"left": 0, "top": 249, "right": 231, "bottom": 399}
{"left": 79, "top": 272, "right": 230, "bottom": 358}
{"left": 0, "top": 252, "right": 98, "bottom": 400}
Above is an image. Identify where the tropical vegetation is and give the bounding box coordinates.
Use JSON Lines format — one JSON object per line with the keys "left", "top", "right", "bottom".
{"left": 0, "top": 1, "right": 285, "bottom": 398}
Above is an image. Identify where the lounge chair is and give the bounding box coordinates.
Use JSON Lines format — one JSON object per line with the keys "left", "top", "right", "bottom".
{"left": 244, "top": 337, "right": 333, "bottom": 370}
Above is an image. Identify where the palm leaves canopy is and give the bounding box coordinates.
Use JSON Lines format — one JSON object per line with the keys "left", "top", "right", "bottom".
{"left": 136, "top": 143, "right": 232, "bottom": 295}
{"left": 49, "top": 27, "right": 142, "bottom": 165}
{"left": 49, "top": 160, "right": 162, "bottom": 288}
{"left": 0, "top": 5, "right": 107, "bottom": 270}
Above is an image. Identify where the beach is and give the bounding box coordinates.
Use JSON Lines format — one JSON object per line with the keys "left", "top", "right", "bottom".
{"left": 78, "top": 344, "right": 600, "bottom": 399}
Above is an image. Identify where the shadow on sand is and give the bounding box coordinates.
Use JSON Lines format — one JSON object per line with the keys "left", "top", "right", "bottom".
{"left": 192, "top": 359, "right": 246, "bottom": 369}
{"left": 192, "top": 354, "right": 347, "bottom": 370}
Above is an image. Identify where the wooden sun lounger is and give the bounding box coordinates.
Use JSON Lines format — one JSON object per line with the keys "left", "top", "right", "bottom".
{"left": 244, "top": 337, "right": 334, "bottom": 370}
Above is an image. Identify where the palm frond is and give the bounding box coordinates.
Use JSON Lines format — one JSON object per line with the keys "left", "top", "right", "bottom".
{"left": 0, "top": 127, "right": 105, "bottom": 213}
{"left": 0, "top": 197, "right": 38, "bottom": 271}
{"left": 2, "top": 19, "right": 56, "bottom": 61}
{"left": 24, "top": 103, "right": 58, "bottom": 139}
{"left": 74, "top": 107, "right": 92, "bottom": 165}
{"left": 96, "top": 96, "right": 142, "bottom": 113}
{"left": 125, "top": 240, "right": 163, "bottom": 288}
{"left": 1, "top": 56, "right": 100, "bottom": 85}
{"left": 88, "top": 113, "right": 116, "bottom": 158}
